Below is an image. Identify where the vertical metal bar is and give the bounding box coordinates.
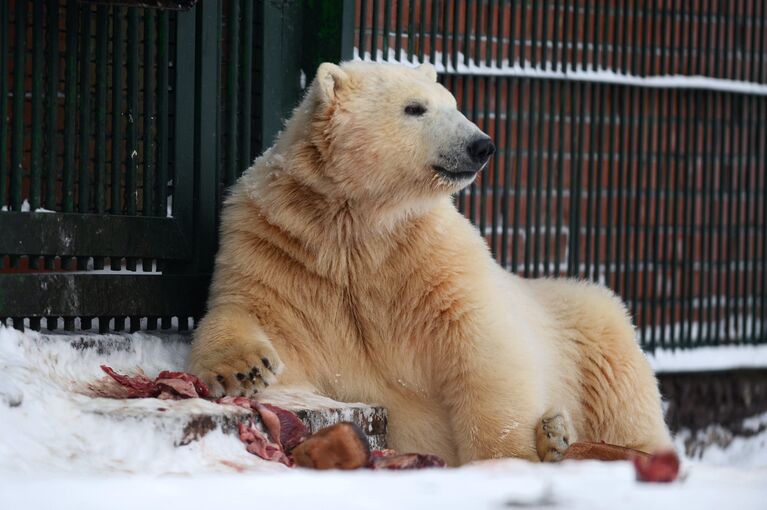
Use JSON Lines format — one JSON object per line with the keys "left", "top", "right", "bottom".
{"left": 668, "top": 89, "right": 683, "bottom": 349}
{"left": 488, "top": 0, "right": 501, "bottom": 67}
{"left": 758, "top": 99, "right": 766, "bottom": 341}
{"left": 605, "top": 83, "right": 618, "bottom": 290}
{"left": 44, "top": 0, "right": 58, "bottom": 216}
{"left": 620, "top": 0, "right": 629, "bottom": 74}
{"left": 0, "top": 1, "right": 8, "bottom": 211}
{"left": 584, "top": 82, "right": 599, "bottom": 281}
{"left": 532, "top": 79, "right": 546, "bottom": 277}
{"left": 685, "top": 91, "right": 700, "bottom": 345}
{"left": 359, "top": 0, "right": 367, "bottom": 57}
{"left": 452, "top": 0, "right": 460, "bottom": 71}
{"left": 635, "top": 87, "right": 649, "bottom": 348}
{"left": 637, "top": 90, "right": 660, "bottom": 352}
{"left": 429, "top": 0, "right": 438, "bottom": 65}
{"left": 513, "top": 78, "right": 526, "bottom": 272}
{"left": 519, "top": 0, "right": 527, "bottom": 66}
{"left": 524, "top": 79, "right": 537, "bottom": 277}
{"left": 569, "top": 80, "right": 585, "bottom": 277}
{"left": 395, "top": 0, "right": 403, "bottom": 60}
{"left": 631, "top": 0, "right": 640, "bottom": 76}
{"left": 740, "top": 105, "right": 754, "bottom": 342}
{"left": 508, "top": 0, "right": 517, "bottom": 66}
{"left": 441, "top": 0, "right": 450, "bottom": 71}
{"left": 524, "top": 80, "right": 540, "bottom": 277}
{"left": 624, "top": 82, "right": 636, "bottom": 318}
{"left": 501, "top": 77, "right": 514, "bottom": 268}
{"left": 111, "top": 7, "right": 123, "bottom": 221}
{"left": 156, "top": 10, "right": 169, "bottom": 216}
{"left": 78, "top": 5, "right": 92, "bottom": 214}
{"left": 407, "top": 0, "right": 415, "bottom": 61}
{"left": 613, "top": 84, "right": 625, "bottom": 294}
{"left": 650, "top": 87, "right": 665, "bottom": 350}
{"left": 371, "top": 0, "right": 379, "bottom": 59}
{"left": 545, "top": 78, "right": 556, "bottom": 275}
{"left": 728, "top": 93, "right": 740, "bottom": 342}
{"left": 744, "top": 96, "right": 765, "bottom": 343}
{"left": 581, "top": 0, "right": 590, "bottom": 70}
{"left": 554, "top": 80, "right": 566, "bottom": 276}
{"left": 707, "top": 91, "right": 721, "bottom": 345}
{"left": 530, "top": 0, "right": 539, "bottom": 68}
{"left": 143, "top": 9, "right": 155, "bottom": 220}
{"left": 463, "top": 0, "right": 472, "bottom": 65}
{"left": 713, "top": 93, "right": 726, "bottom": 343}
{"left": 125, "top": 8, "right": 138, "bottom": 219}
{"left": 551, "top": 0, "right": 561, "bottom": 71}
{"left": 63, "top": 1, "right": 78, "bottom": 214}
{"left": 420, "top": 0, "right": 426, "bottom": 63}
{"left": 95, "top": 6, "right": 108, "bottom": 214}
{"left": 541, "top": 0, "right": 550, "bottom": 66}
{"left": 492, "top": 75, "right": 503, "bottom": 257}
{"left": 195, "top": 0, "right": 222, "bottom": 274}
{"left": 170, "top": 7, "right": 196, "bottom": 274}
{"left": 479, "top": 74, "right": 490, "bottom": 242}
{"left": 700, "top": 91, "right": 713, "bottom": 344}
{"left": 30, "top": 0, "right": 44, "bottom": 212}
{"left": 10, "top": 0, "right": 27, "bottom": 212}
{"left": 225, "top": 1, "right": 239, "bottom": 187}
{"left": 238, "top": 0, "right": 252, "bottom": 176}
{"left": 382, "top": 0, "right": 391, "bottom": 60}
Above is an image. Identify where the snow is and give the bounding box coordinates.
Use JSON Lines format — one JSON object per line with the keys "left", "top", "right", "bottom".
{"left": 1, "top": 325, "right": 766, "bottom": 509}
{"left": 647, "top": 345, "right": 767, "bottom": 373}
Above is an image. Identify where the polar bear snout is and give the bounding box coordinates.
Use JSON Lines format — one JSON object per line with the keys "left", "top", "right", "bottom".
{"left": 467, "top": 137, "right": 495, "bottom": 164}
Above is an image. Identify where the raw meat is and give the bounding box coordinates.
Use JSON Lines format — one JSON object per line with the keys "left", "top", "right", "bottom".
{"left": 368, "top": 450, "right": 447, "bottom": 470}
{"left": 95, "top": 365, "right": 210, "bottom": 400}
{"left": 632, "top": 450, "right": 680, "bottom": 483}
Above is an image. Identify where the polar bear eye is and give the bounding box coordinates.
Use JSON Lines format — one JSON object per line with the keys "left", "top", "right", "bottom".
{"left": 404, "top": 103, "right": 427, "bottom": 116}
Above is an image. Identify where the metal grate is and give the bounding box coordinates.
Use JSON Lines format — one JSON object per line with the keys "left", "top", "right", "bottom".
{"left": 353, "top": 0, "right": 767, "bottom": 351}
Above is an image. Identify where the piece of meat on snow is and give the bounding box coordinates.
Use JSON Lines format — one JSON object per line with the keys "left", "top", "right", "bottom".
{"left": 369, "top": 450, "right": 447, "bottom": 470}
{"left": 238, "top": 422, "right": 291, "bottom": 466}
{"left": 260, "top": 403, "right": 310, "bottom": 451}
{"left": 216, "top": 398, "right": 309, "bottom": 452}
{"left": 632, "top": 450, "right": 680, "bottom": 483}
{"left": 97, "top": 366, "right": 160, "bottom": 398}
{"left": 156, "top": 371, "right": 210, "bottom": 398}
{"left": 96, "top": 365, "right": 210, "bottom": 400}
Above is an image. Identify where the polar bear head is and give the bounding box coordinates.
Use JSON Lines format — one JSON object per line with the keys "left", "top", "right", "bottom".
{"left": 280, "top": 62, "right": 494, "bottom": 203}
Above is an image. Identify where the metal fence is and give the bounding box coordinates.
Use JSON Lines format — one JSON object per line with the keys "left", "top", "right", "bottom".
{"left": 1, "top": 0, "right": 765, "bottom": 352}
{"left": 355, "top": 0, "right": 767, "bottom": 351}
{"left": 0, "top": 0, "right": 351, "bottom": 331}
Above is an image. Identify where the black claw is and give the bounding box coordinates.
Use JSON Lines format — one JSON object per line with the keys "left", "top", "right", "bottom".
{"left": 261, "top": 357, "right": 271, "bottom": 370}
{"left": 216, "top": 375, "right": 225, "bottom": 384}
{"left": 250, "top": 367, "right": 262, "bottom": 377}
{"left": 236, "top": 372, "right": 246, "bottom": 381}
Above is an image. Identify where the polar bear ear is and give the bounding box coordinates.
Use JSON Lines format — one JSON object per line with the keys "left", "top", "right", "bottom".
{"left": 417, "top": 63, "right": 438, "bottom": 82}
{"left": 316, "top": 63, "right": 349, "bottom": 102}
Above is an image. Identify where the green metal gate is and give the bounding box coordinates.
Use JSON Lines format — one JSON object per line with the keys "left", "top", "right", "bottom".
{"left": 0, "top": 0, "right": 353, "bottom": 332}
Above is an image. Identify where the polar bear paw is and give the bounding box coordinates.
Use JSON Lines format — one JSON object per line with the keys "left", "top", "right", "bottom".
{"left": 536, "top": 411, "right": 575, "bottom": 462}
{"left": 188, "top": 338, "right": 284, "bottom": 398}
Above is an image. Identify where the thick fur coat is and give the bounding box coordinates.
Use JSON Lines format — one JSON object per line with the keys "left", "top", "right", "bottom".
{"left": 187, "top": 62, "right": 671, "bottom": 465}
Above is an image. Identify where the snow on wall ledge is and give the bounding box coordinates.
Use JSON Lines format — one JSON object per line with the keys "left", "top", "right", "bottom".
{"left": 354, "top": 49, "right": 767, "bottom": 96}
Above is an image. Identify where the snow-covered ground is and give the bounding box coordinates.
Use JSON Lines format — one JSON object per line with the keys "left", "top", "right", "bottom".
{"left": 0, "top": 326, "right": 765, "bottom": 509}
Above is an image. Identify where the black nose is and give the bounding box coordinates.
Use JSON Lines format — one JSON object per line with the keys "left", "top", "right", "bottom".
{"left": 467, "top": 137, "right": 496, "bottom": 164}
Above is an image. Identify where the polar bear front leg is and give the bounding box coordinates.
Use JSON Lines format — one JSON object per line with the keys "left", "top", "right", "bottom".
{"left": 187, "top": 304, "right": 284, "bottom": 397}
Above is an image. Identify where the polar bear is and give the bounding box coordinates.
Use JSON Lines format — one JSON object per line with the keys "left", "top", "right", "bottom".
{"left": 187, "top": 61, "right": 671, "bottom": 465}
